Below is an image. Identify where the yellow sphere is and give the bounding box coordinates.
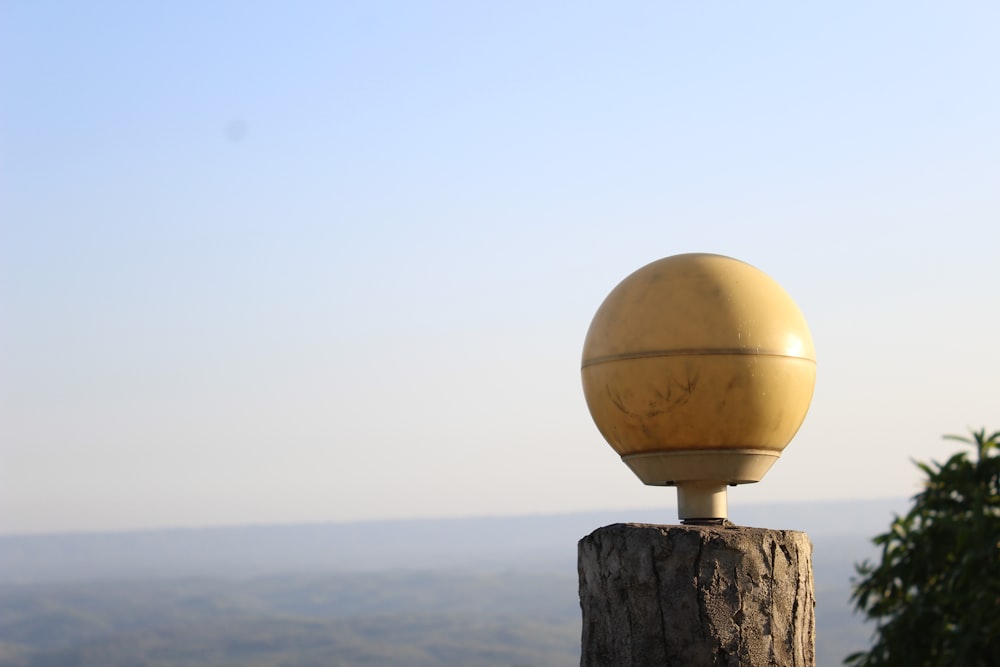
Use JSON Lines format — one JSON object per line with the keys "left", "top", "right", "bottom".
{"left": 581, "top": 253, "right": 816, "bottom": 486}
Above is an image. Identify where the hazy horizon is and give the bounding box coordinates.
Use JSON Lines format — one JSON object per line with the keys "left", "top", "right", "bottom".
{"left": 0, "top": 495, "right": 908, "bottom": 539}
{"left": 0, "top": 496, "right": 898, "bottom": 665}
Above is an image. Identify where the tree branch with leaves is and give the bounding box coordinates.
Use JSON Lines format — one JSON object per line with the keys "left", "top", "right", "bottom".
{"left": 845, "top": 428, "right": 1000, "bottom": 666}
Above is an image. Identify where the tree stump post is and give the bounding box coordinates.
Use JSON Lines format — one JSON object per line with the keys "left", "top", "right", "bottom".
{"left": 578, "top": 523, "right": 815, "bottom": 667}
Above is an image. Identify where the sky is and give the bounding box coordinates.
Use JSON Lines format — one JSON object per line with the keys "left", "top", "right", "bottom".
{"left": 1, "top": 1, "right": 998, "bottom": 535}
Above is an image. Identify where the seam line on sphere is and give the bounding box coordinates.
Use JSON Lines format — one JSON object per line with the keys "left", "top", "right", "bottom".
{"left": 581, "top": 349, "right": 816, "bottom": 368}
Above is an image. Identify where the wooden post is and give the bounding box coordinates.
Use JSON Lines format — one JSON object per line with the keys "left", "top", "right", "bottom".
{"left": 578, "top": 523, "right": 815, "bottom": 667}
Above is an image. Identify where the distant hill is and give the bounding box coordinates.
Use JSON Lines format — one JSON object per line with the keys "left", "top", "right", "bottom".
{"left": 0, "top": 499, "right": 907, "bottom": 667}
{"left": 0, "top": 498, "right": 906, "bottom": 583}
{"left": 0, "top": 571, "right": 582, "bottom": 667}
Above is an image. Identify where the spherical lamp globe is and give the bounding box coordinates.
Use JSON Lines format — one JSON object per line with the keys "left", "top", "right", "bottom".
{"left": 581, "top": 253, "right": 816, "bottom": 522}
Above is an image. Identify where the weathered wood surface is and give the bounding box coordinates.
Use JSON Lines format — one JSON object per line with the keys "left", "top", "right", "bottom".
{"left": 579, "top": 523, "right": 815, "bottom": 667}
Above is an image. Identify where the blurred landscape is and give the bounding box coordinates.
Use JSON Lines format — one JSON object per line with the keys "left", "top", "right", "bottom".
{"left": 0, "top": 498, "right": 905, "bottom": 667}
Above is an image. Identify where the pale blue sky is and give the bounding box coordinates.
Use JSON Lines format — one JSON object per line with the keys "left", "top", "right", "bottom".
{"left": 2, "top": 2, "right": 998, "bottom": 534}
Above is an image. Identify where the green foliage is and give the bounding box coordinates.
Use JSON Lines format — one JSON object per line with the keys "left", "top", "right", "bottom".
{"left": 846, "top": 428, "right": 1000, "bottom": 666}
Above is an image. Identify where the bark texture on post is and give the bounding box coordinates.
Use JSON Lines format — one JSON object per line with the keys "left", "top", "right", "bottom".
{"left": 579, "top": 523, "right": 814, "bottom": 667}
